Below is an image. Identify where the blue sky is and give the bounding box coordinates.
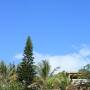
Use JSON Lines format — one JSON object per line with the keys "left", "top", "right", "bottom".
{"left": 0, "top": 0, "right": 90, "bottom": 71}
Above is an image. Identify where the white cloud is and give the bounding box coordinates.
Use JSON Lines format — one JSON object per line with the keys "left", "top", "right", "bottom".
{"left": 14, "top": 46, "right": 90, "bottom": 72}
{"left": 14, "top": 53, "right": 23, "bottom": 60}
{"left": 34, "top": 51, "right": 49, "bottom": 63}
{"left": 34, "top": 46, "right": 90, "bottom": 72}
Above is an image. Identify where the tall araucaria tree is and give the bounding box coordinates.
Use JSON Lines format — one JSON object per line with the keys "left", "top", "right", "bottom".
{"left": 17, "top": 36, "right": 36, "bottom": 90}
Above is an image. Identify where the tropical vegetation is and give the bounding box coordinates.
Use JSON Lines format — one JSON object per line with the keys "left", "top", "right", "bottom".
{"left": 0, "top": 36, "right": 90, "bottom": 90}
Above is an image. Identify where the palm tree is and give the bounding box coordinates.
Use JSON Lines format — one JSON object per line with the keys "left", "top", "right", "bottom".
{"left": 29, "top": 60, "right": 70, "bottom": 90}
{"left": 38, "top": 60, "right": 50, "bottom": 80}
{"left": 33, "top": 60, "right": 60, "bottom": 90}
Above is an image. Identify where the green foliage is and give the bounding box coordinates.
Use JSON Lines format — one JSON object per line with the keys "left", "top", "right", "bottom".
{"left": 78, "top": 64, "right": 90, "bottom": 79}
{"left": 0, "top": 81, "right": 23, "bottom": 90}
{"left": 0, "top": 61, "right": 23, "bottom": 90}
{"left": 38, "top": 60, "right": 50, "bottom": 80}
{"left": 52, "top": 71, "right": 70, "bottom": 90}
{"left": 35, "top": 60, "right": 70, "bottom": 90}
{"left": 17, "top": 36, "right": 36, "bottom": 90}
{"left": 0, "top": 61, "right": 7, "bottom": 77}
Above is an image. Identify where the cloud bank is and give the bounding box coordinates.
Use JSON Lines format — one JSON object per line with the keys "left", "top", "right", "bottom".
{"left": 14, "top": 46, "right": 90, "bottom": 72}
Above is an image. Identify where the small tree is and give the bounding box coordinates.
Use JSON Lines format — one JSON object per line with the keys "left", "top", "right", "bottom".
{"left": 0, "top": 61, "right": 7, "bottom": 77}
{"left": 17, "top": 36, "right": 36, "bottom": 90}
{"left": 78, "top": 64, "right": 90, "bottom": 79}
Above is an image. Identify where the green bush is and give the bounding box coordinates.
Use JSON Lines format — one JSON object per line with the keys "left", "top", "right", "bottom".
{"left": 0, "top": 82, "right": 23, "bottom": 90}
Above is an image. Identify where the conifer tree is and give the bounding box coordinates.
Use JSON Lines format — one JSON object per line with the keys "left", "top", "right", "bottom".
{"left": 17, "top": 36, "right": 36, "bottom": 90}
